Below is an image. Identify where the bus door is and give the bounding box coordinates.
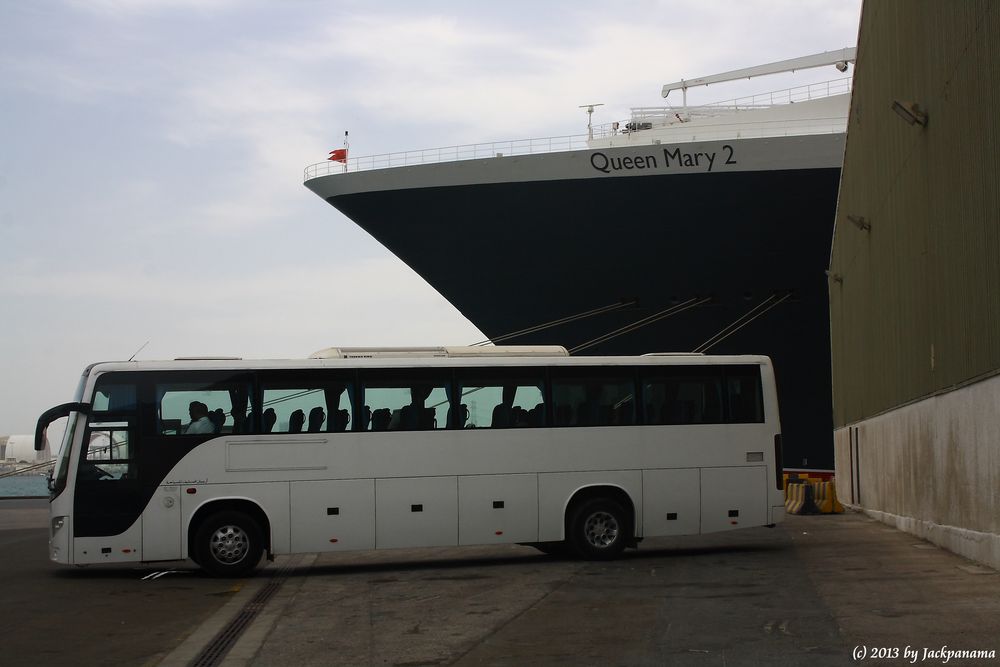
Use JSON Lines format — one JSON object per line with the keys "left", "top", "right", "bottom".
{"left": 73, "top": 412, "right": 143, "bottom": 561}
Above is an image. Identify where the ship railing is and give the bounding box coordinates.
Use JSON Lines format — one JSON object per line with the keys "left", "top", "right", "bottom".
{"left": 304, "top": 135, "right": 593, "bottom": 180}
{"left": 700, "top": 76, "right": 851, "bottom": 110}
{"left": 592, "top": 77, "right": 852, "bottom": 136}
{"left": 302, "top": 117, "right": 845, "bottom": 180}
{"left": 302, "top": 77, "right": 851, "bottom": 181}
{"left": 586, "top": 116, "right": 847, "bottom": 148}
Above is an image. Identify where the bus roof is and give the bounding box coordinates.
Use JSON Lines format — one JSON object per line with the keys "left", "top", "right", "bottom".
{"left": 80, "top": 351, "right": 772, "bottom": 376}
{"left": 308, "top": 345, "right": 570, "bottom": 359}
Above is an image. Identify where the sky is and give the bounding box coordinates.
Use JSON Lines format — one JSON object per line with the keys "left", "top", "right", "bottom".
{"left": 0, "top": 0, "right": 862, "bottom": 436}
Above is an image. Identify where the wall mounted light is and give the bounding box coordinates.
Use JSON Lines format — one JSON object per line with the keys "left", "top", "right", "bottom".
{"left": 891, "top": 100, "right": 928, "bottom": 126}
{"left": 847, "top": 214, "right": 871, "bottom": 231}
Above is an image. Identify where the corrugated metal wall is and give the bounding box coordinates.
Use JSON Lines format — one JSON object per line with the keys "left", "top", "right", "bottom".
{"left": 830, "top": 1, "right": 1000, "bottom": 428}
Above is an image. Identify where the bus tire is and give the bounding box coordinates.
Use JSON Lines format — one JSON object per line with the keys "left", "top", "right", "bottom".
{"left": 193, "top": 510, "right": 264, "bottom": 578}
{"left": 568, "top": 497, "right": 629, "bottom": 560}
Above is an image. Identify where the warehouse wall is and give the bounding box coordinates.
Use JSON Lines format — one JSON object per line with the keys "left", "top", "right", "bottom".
{"left": 830, "top": 1, "right": 1000, "bottom": 568}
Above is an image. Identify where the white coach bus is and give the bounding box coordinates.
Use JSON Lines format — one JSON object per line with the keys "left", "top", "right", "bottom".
{"left": 36, "top": 346, "right": 785, "bottom": 577}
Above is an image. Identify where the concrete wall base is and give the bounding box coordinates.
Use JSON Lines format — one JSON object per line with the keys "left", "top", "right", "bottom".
{"left": 848, "top": 505, "right": 1000, "bottom": 572}
{"left": 834, "top": 372, "right": 1000, "bottom": 573}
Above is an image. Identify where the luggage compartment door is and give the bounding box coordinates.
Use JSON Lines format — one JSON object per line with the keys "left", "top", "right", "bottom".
{"left": 700, "top": 467, "right": 767, "bottom": 533}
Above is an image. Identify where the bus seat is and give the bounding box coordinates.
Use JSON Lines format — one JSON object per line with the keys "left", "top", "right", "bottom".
{"left": 332, "top": 409, "right": 350, "bottom": 432}
{"left": 262, "top": 408, "right": 277, "bottom": 432}
{"left": 371, "top": 408, "right": 391, "bottom": 431}
{"left": 510, "top": 406, "right": 528, "bottom": 427}
{"left": 289, "top": 409, "right": 305, "bottom": 433}
{"left": 399, "top": 405, "right": 435, "bottom": 430}
{"left": 448, "top": 404, "right": 469, "bottom": 429}
{"left": 528, "top": 403, "right": 545, "bottom": 427}
{"left": 307, "top": 406, "right": 325, "bottom": 432}
{"left": 491, "top": 404, "right": 511, "bottom": 428}
{"left": 209, "top": 409, "right": 225, "bottom": 433}
{"left": 555, "top": 404, "right": 573, "bottom": 426}
{"left": 704, "top": 387, "right": 722, "bottom": 423}
{"left": 645, "top": 403, "right": 663, "bottom": 425}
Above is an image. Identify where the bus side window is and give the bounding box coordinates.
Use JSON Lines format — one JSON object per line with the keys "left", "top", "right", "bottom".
{"left": 725, "top": 365, "right": 765, "bottom": 423}
{"left": 550, "top": 370, "right": 635, "bottom": 427}
{"left": 359, "top": 371, "right": 450, "bottom": 432}
{"left": 453, "top": 369, "right": 546, "bottom": 429}
{"left": 155, "top": 379, "right": 251, "bottom": 436}
{"left": 642, "top": 366, "right": 724, "bottom": 425}
{"left": 259, "top": 378, "right": 353, "bottom": 434}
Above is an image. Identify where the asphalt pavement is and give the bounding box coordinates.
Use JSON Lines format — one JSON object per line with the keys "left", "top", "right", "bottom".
{"left": 4, "top": 499, "right": 999, "bottom": 666}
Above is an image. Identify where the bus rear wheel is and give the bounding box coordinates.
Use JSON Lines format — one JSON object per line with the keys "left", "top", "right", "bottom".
{"left": 568, "top": 497, "right": 630, "bottom": 560}
{"left": 193, "top": 510, "right": 264, "bottom": 578}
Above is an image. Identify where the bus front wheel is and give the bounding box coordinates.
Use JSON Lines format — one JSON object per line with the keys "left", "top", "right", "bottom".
{"left": 193, "top": 510, "right": 264, "bottom": 578}
{"left": 568, "top": 497, "right": 629, "bottom": 560}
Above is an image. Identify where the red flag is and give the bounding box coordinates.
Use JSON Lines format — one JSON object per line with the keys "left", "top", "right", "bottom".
{"left": 328, "top": 148, "right": 348, "bottom": 163}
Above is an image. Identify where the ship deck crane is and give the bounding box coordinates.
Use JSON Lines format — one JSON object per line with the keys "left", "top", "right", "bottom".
{"left": 662, "top": 47, "right": 857, "bottom": 108}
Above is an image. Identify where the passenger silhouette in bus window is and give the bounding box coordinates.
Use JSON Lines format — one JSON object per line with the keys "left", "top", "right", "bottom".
{"left": 184, "top": 402, "right": 214, "bottom": 435}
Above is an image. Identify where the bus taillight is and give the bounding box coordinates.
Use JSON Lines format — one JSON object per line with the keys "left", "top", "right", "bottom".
{"left": 774, "top": 434, "right": 783, "bottom": 489}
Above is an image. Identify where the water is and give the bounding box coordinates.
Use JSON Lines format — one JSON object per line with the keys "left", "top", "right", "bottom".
{"left": 0, "top": 475, "right": 49, "bottom": 497}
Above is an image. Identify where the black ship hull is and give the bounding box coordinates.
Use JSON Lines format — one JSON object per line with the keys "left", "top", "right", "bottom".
{"left": 307, "top": 137, "right": 843, "bottom": 469}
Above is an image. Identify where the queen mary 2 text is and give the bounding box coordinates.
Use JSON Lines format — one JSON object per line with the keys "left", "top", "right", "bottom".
{"left": 590, "top": 144, "right": 737, "bottom": 174}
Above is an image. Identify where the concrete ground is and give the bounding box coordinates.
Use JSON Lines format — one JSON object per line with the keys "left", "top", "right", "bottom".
{"left": 178, "top": 512, "right": 1000, "bottom": 666}
{"left": 4, "top": 499, "right": 998, "bottom": 666}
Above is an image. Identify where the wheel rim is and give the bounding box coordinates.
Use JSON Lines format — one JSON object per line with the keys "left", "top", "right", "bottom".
{"left": 209, "top": 524, "right": 250, "bottom": 565}
{"left": 583, "top": 510, "right": 619, "bottom": 549}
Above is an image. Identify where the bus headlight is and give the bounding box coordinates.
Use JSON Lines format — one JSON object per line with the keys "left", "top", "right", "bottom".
{"left": 50, "top": 515, "right": 70, "bottom": 563}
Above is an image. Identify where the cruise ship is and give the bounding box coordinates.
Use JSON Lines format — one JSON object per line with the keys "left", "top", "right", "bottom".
{"left": 303, "top": 49, "right": 855, "bottom": 470}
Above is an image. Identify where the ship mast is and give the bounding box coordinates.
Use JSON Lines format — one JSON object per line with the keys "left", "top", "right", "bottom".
{"left": 578, "top": 103, "right": 604, "bottom": 140}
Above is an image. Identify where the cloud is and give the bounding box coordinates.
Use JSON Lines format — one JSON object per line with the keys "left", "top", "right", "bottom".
{"left": 65, "top": 0, "right": 239, "bottom": 18}
{"left": 0, "top": 0, "right": 862, "bottom": 435}
{"left": 2, "top": 257, "right": 484, "bottom": 349}
{"left": 4, "top": 256, "right": 438, "bottom": 304}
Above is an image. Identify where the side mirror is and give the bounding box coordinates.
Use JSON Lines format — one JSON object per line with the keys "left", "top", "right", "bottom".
{"left": 34, "top": 402, "right": 89, "bottom": 451}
